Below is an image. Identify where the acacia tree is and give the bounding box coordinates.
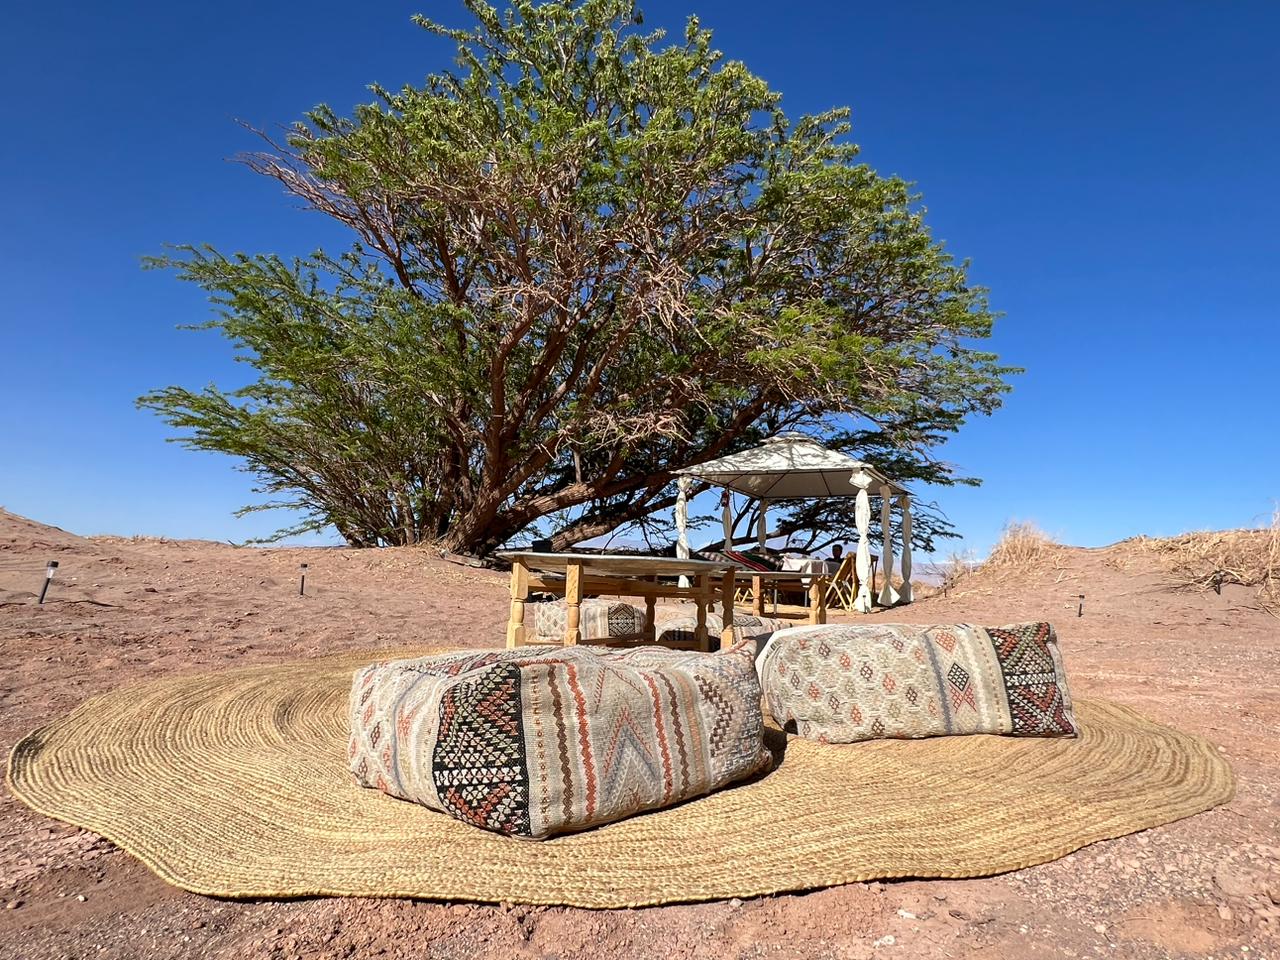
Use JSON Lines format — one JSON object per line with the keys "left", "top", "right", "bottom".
{"left": 141, "top": 0, "right": 1014, "bottom": 553}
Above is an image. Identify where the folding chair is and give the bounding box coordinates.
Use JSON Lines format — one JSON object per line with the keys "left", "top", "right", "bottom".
{"left": 824, "top": 554, "right": 879, "bottom": 612}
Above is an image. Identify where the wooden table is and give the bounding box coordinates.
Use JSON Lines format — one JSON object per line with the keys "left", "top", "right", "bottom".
{"left": 742, "top": 570, "right": 832, "bottom": 623}
{"left": 497, "top": 552, "right": 738, "bottom": 652}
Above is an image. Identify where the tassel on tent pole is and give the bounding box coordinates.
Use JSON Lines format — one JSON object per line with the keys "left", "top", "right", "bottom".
{"left": 38, "top": 560, "right": 58, "bottom": 604}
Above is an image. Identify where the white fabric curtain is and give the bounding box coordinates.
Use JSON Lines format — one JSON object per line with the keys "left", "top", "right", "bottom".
{"left": 898, "top": 494, "right": 914, "bottom": 604}
{"left": 877, "top": 485, "right": 899, "bottom": 606}
{"left": 675, "top": 477, "right": 692, "bottom": 588}
{"left": 852, "top": 471, "right": 874, "bottom": 613}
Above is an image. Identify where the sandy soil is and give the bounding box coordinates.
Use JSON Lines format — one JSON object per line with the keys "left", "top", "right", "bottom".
{"left": 0, "top": 507, "right": 1277, "bottom": 959}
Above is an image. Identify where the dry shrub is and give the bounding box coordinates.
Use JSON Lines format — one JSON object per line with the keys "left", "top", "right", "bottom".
{"left": 935, "top": 550, "right": 978, "bottom": 596}
{"left": 982, "top": 521, "right": 1061, "bottom": 574}
{"left": 1125, "top": 511, "right": 1280, "bottom": 616}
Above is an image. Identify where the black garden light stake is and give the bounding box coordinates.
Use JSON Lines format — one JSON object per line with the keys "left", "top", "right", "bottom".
{"left": 299, "top": 563, "right": 308, "bottom": 597}
{"left": 1077, "top": 594, "right": 1085, "bottom": 618}
{"left": 38, "top": 560, "right": 58, "bottom": 604}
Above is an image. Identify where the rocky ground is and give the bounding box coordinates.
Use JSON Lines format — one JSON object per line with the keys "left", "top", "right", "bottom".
{"left": 0, "top": 508, "right": 1276, "bottom": 959}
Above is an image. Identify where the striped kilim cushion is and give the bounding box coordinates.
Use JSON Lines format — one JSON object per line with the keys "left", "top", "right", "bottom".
{"left": 349, "top": 643, "right": 771, "bottom": 839}
{"left": 758, "top": 622, "right": 1077, "bottom": 744}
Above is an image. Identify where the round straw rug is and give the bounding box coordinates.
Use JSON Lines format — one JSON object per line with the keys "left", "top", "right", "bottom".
{"left": 7, "top": 649, "right": 1234, "bottom": 908}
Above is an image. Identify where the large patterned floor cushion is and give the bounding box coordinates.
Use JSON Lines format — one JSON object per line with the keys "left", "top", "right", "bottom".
{"left": 349, "top": 643, "right": 771, "bottom": 839}
{"left": 530, "top": 598, "right": 645, "bottom": 643}
{"left": 657, "top": 612, "right": 791, "bottom": 647}
{"left": 758, "top": 622, "right": 1077, "bottom": 744}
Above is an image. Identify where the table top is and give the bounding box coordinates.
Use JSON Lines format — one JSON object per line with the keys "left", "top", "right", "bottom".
{"left": 497, "top": 551, "right": 735, "bottom": 576}
{"left": 742, "top": 569, "right": 833, "bottom": 580}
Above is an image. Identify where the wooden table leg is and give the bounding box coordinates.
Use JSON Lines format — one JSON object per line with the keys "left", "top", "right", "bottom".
{"left": 644, "top": 575, "right": 657, "bottom": 644}
{"left": 751, "top": 574, "right": 764, "bottom": 617}
{"left": 694, "top": 573, "right": 710, "bottom": 652}
{"left": 719, "top": 568, "right": 736, "bottom": 650}
{"left": 565, "top": 560, "right": 583, "bottom": 646}
{"left": 809, "top": 576, "right": 829, "bottom": 625}
{"left": 506, "top": 558, "right": 529, "bottom": 649}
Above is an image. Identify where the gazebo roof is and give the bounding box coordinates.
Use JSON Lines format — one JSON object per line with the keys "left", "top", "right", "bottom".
{"left": 674, "top": 433, "right": 907, "bottom": 500}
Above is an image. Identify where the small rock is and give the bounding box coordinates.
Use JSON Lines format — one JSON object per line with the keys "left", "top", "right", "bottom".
{"left": 729, "top": 898, "right": 743, "bottom": 908}
{"left": 897, "top": 909, "right": 917, "bottom": 920}
{"left": 1093, "top": 923, "right": 1108, "bottom": 934}
{"left": 872, "top": 934, "right": 895, "bottom": 948}
{"left": 932, "top": 892, "right": 947, "bottom": 902}
{"left": 1218, "top": 905, "right": 1233, "bottom": 922}
{"left": 76, "top": 894, "right": 87, "bottom": 902}
{"left": 1215, "top": 866, "right": 1258, "bottom": 899}
{"left": 4, "top": 900, "right": 21, "bottom": 910}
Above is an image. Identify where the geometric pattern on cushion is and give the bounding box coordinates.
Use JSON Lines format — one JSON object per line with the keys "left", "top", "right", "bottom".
{"left": 656, "top": 612, "right": 791, "bottom": 647}
{"left": 350, "top": 642, "right": 771, "bottom": 838}
{"left": 431, "top": 662, "right": 531, "bottom": 835}
{"left": 530, "top": 599, "right": 646, "bottom": 643}
{"left": 757, "top": 622, "right": 1077, "bottom": 744}
{"left": 986, "top": 621, "right": 1077, "bottom": 736}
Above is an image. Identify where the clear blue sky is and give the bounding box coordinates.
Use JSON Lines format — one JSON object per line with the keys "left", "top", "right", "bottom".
{"left": 1, "top": 1, "right": 1275, "bottom": 562}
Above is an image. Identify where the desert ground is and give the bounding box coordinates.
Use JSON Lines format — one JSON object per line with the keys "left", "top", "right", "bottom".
{"left": 0, "top": 507, "right": 1276, "bottom": 960}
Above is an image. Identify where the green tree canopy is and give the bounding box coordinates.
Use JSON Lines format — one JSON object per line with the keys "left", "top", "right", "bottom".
{"left": 141, "top": 0, "right": 1014, "bottom": 554}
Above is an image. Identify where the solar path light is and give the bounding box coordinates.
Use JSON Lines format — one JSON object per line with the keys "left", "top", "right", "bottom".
{"left": 38, "top": 560, "right": 58, "bottom": 604}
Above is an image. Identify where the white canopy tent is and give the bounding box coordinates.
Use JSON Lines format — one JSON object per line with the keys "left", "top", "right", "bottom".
{"left": 672, "top": 433, "right": 913, "bottom": 612}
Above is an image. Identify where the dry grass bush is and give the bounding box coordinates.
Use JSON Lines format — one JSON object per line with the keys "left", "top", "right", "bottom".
{"left": 923, "top": 523, "right": 1060, "bottom": 599}
{"left": 1117, "top": 510, "right": 1280, "bottom": 616}
{"left": 933, "top": 550, "right": 979, "bottom": 597}
{"left": 982, "top": 521, "right": 1062, "bottom": 575}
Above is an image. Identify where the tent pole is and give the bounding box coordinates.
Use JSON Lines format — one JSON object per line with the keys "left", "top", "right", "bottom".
{"left": 721, "top": 491, "right": 733, "bottom": 550}
{"left": 757, "top": 500, "right": 767, "bottom": 552}
{"left": 851, "top": 471, "right": 874, "bottom": 613}
{"left": 877, "top": 485, "right": 900, "bottom": 606}
{"left": 898, "top": 494, "right": 914, "bottom": 604}
{"left": 675, "top": 477, "right": 692, "bottom": 588}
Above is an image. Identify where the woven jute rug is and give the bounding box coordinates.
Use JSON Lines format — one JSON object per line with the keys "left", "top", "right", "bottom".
{"left": 7, "top": 649, "right": 1234, "bottom": 908}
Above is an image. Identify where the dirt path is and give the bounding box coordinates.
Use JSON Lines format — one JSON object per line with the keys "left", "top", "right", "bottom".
{"left": 1, "top": 509, "right": 1276, "bottom": 959}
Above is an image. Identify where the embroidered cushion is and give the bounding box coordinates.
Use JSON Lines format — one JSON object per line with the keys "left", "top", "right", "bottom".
{"left": 349, "top": 643, "right": 771, "bottom": 838}
{"left": 657, "top": 612, "right": 791, "bottom": 648}
{"left": 529, "top": 598, "right": 645, "bottom": 643}
{"left": 758, "top": 622, "right": 1077, "bottom": 743}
